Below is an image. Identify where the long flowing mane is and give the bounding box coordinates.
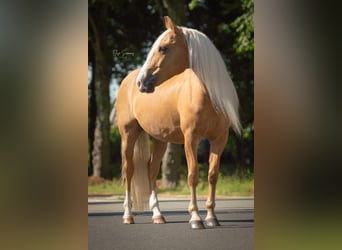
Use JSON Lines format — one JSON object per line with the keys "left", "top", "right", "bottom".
{"left": 180, "top": 27, "right": 242, "bottom": 135}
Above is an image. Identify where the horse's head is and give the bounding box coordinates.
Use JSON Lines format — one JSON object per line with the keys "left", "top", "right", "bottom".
{"left": 136, "top": 16, "right": 189, "bottom": 93}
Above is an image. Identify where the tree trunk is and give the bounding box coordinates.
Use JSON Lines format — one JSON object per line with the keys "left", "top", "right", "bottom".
{"left": 91, "top": 56, "right": 111, "bottom": 179}
{"left": 92, "top": 117, "right": 102, "bottom": 177}
{"left": 162, "top": 143, "right": 181, "bottom": 189}
{"left": 89, "top": 1, "right": 111, "bottom": 179}
{"left": 88, "top": 64, "right": 96, "bottom": 176}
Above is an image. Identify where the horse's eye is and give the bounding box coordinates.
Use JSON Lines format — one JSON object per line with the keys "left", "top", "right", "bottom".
{"left": 158, "top": 46, "right": 167, "bottom": 53}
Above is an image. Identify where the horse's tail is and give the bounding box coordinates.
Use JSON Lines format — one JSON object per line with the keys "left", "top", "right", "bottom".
{"left": 131, "top": 131, "right": 151, "bottom": 211}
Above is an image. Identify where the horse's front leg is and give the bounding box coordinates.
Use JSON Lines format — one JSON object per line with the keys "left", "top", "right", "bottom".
{"left": 149, "top": 139, "right": 167, "bottom": 224}
{"left": 184, "top": 134, "right": 204, "bottom": 229}
{"left": 120, "top": 129, "right": 140, "bottom": 224}
{"left": 205, "top": 132, "right": 228, "bottom": 227}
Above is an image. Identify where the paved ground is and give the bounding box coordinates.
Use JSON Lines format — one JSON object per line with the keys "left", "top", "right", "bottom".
{"left": 88, "top": 196, "right": 254, "bottom": 250}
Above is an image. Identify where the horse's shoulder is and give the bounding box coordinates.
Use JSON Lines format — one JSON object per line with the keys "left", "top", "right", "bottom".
{"left": 181, "top": 68, "right": 207, "bottom": 98}
{"left": 178, "top": 68, "right": 209, "bottom": 117}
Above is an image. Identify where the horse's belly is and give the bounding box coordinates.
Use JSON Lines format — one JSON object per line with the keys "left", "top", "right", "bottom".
{"left": 146, "top": 125, "right": 184, "bottom": 144}
{"left": 134, "top": 107, "right": 184, "bottom": 144}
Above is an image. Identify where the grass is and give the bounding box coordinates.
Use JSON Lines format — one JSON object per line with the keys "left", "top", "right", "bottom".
{"left": 157, "top": 174, "right": 254, "bottom": 197}
{"left": 88, "top": 170, "right": 254, "bottom": 197}
{"left": 88, "top": 178, "right": 125, "bottom": 195}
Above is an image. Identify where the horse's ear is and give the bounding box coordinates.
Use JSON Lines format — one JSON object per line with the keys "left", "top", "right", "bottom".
{"left": 164, "top": 16, "right": 180, "bottom": 34}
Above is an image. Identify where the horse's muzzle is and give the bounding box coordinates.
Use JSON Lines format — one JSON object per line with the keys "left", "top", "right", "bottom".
{"left": 137, "top": 77, "right": 155, "bottom": 93}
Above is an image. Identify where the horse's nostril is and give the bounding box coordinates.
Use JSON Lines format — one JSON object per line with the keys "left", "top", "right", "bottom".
{"left": 137, "top": 80, "right": 142, "bottom": 88}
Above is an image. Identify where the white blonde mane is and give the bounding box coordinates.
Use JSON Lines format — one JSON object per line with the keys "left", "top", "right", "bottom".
{"left": 180, "top": 27, "right": 242, "bottom": 135}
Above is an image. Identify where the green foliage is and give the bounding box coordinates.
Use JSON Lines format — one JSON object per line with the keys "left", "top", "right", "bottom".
{"left": 243, "top": 122, "right": 254, "bottom": 139}
{"left": 230, "top": 0, "right": 254, "bottom": 57}
{"left": 188, "top": 0, "right": 199, "bottom": 11}
{"left": 88, "top": 126, "right": 122, "bottom": 177}
{"left": 109, "top": 126, "right": 121, "bottom": 146}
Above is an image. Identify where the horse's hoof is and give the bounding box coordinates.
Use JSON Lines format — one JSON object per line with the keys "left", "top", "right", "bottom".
{"left": 189, "top": 220, "right": 205, "bottom": 229}
{"left": 152, "top": 215, "right": 166, "bottom": 224}
{"left": 122, "top": 216, "right": 135, "bottom": 224}
{"left": 205, "top": 218, "right": 220, "bottom": 228}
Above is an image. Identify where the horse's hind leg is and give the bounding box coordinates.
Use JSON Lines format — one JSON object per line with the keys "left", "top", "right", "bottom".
{"left": 149, "top": 139, "right": 167, "bottom": 224}
{"left": 205, "top": 131, "right": 229, "bottom": 227}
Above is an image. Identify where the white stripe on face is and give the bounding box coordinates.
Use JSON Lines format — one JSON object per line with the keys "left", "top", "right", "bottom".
{"left": 136, "top": 29, "right": 171, "bottom": 85}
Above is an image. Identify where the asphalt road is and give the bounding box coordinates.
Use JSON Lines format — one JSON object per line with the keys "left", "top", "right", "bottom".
{"left": 88, "top": 196, "right": 254, "bottom": 250}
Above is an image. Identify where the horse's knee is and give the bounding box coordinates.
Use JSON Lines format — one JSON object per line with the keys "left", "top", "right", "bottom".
{"left": 208, "top": 169, "right": 219, "bottom": 184}
{"left": 188, "top": 173, "right": 198, "bottom": 186}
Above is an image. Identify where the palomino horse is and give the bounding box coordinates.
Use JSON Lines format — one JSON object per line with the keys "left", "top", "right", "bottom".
{"left": 115, "top": 16, "right": 241, "bottom": 229}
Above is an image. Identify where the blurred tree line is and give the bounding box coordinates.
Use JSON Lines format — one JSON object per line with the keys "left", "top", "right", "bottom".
{"left": 88, "top": 0, "right": 254, "bottom": 181}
